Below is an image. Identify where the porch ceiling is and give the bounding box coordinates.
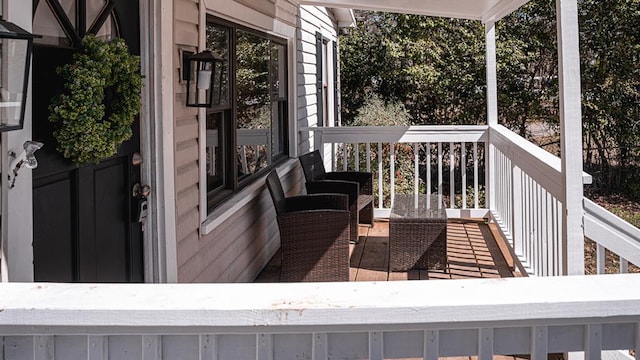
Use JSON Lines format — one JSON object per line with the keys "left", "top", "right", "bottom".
{"left": 300, "top": 0, "right": 530, "bottom": 23}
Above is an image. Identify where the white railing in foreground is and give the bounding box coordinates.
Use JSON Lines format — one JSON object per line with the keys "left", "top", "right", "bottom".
{"left": 1, "top": 275, "right": 640, "bottom": 360}
{"left": 584, "top": 198, "right": 640, "bottom": 273}
{"left": 303, "top": 125, "right": 488, "bottom": 217}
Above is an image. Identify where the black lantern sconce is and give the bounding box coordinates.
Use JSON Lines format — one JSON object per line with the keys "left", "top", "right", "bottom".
{"left": 184, "top": 50, "right": 224, "bottom": 108}
{"left": 0, "top": 18, "right": 39, "bottom": 132}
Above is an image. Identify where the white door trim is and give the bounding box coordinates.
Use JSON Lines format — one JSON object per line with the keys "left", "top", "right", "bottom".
{"left": 139, "top": 0, "right": 178, "bottom": 283}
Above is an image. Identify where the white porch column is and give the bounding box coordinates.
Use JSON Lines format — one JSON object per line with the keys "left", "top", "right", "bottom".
{"left": 485, "top": 21, "right": 498, "bottom": 127}
{"left": 485, "top": 21, "right": 498, "bottom": 211}
{"left": 1, "top": 0, "right": 35, "bottom": 282}
{"left": 556, "top": 0, "right": 584, "bottom": 275}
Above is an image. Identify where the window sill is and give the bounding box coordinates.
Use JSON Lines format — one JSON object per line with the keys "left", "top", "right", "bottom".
{"left": 200, "top": 158, "right": 299, "bottom": 235}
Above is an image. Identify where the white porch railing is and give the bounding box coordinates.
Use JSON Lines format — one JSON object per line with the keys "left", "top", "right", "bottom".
{"left": 303, "top": 125, "right": 489, "bottom": 219}
{"left": 584, "top": 198, "right": 640, "bottom": 274}
{"left": 486, "top": 125, "right": 640, "bottom": 276}
{"left": 1, "top": 276, "right": 639, "bottom": 360}
{"left": 487, "top": 124, "right": 588, "bottom": 276}
{"left": 1, "top": 127, "right": 639, "bottom": 359}
{"left": 302, "top": 124, "right": 639, "bottom": 277}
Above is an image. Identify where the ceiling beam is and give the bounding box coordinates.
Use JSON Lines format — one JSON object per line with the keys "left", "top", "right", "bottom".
{"left": 299, "top": 0, "right": 531, "bottom": 23}
{"left": 482, "top": 0, "right": 530, "bottom": 23}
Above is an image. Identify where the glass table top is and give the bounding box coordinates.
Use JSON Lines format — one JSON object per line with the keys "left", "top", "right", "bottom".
{"left": 390, "top": 194, "right": 446, "bottom": 220}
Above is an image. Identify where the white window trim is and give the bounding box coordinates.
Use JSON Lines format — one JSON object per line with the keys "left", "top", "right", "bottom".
{"left": 200, "top": 158, "right": 299, "bottom": 235}
{"left": 319, "top": 37, "right": 337, "bottom": 128}
{"left": 205, "top": 0, "right": 296, "bottom": 38}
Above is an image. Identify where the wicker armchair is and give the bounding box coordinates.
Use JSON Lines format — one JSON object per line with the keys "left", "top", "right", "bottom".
{"left": 266, "top": 170, "right": 350, "bottom": 282}
{"left": 299, "top": 150, "right": 374, "bottom": 243}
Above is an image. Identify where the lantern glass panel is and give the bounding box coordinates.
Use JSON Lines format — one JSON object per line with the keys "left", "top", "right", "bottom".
{"left": 187, "top": 56, "right": 214, "bottom": 106}
{"left": 196, "top": 60, "right": 213, "bottom": 90}
{"left": 0, "top": 37, "right": 28, "bottom": 128}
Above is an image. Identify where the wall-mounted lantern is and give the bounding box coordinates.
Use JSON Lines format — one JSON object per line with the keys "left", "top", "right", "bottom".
{"left": 0, "top": 19, "right": 39, "bottom": 132}
{"left": 184, "top": 50, "right": 224, "bottom": 108}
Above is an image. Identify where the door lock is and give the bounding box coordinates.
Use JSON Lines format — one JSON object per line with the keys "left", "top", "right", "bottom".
{"left": 132, "top": 183, "right": 152, "bottom": 227}
{"left": 138, "top": 200, "right": 149, "bottom": 224}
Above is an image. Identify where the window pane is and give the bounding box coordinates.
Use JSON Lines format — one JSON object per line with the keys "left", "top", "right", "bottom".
{"left": 271, "top": 101, "right": 287, "bottom": 159}
{"left": 205, "top": 17, "right": 289, "bottom": 211}
{"left": 206, "top": 24, "right": 230, "bottom": 105}
{"left": 87, "top": 0, "right": 116, "bottom": 40}
{"left": 33, "top": 0, "right": 75, "bottom": 46}
{"left": 206, "top": 111, "right": 228, "bottom": 193}
{"left": 236, "top": 30, "right": 270, "bottom": 179}
{"left": 270, "top": 43, "right": 287, "bottom": 100}
{"left": 270, "top": 42, "right": 287, "bottom": 159}
{"left": 33, "top": 0, "right": 118, "bottom": 45}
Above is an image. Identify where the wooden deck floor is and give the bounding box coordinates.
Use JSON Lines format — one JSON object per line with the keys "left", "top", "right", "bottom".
{"left": 255, "top": 219, "right": 525, "bottom": 283}
{"left": 254, "top": 220, "right": 556, "bottom": 360}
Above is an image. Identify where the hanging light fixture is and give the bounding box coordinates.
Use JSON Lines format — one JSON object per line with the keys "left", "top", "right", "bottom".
{"left": 0, "top": 18, "right": 39, "bottom": 132}
{"left": 185, "top": 50, "right": 224, "bottom": 108}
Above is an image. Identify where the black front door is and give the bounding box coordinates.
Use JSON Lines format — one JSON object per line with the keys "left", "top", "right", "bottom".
{"left": 31, "top": 0, "right": 143, "bottom": 282}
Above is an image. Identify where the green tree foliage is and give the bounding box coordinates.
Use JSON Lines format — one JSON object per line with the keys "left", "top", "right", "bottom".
{"left": 340, "top": 1, "right": 640, "bottom": 196}
{"left": 496, "top": 0, "right": 560, "bottom": 137}
{"left": 340, "top": 12, "right": 486, "bottom": 126}
{"left": 579, "top": 0, "right": 640, "bottom": 193}
{"left": 236, "top": 31, "right": 271, "bottom": 130}
{"left": 344, "top": 95, "right": 413, "bottom": 205}
{"left": 497, "top": 0, "right": 640, "bottom": 194}
{"left": 351, "top": 94, "right": 412, "bottom": 126}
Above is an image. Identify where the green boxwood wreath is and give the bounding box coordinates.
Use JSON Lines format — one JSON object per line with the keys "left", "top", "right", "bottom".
{"left": 49, "top": 35, "right": 143, "bottom": 165}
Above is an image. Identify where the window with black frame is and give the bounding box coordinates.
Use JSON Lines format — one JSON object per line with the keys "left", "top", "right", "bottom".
{"left": 205, "top": 18, "right": 288, "bottom": 212}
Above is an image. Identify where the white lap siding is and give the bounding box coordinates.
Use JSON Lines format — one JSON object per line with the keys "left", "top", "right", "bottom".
{"left": 297, "top": 6, "right": 339, "bottom": 151}
{"left": 173, "top": 0, "right": 340, "bottom": 282}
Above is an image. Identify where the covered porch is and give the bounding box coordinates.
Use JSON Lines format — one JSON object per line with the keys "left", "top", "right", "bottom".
{"left": 293, "top": 0, "right": 590, "bottom": 278}
{"left": 1, "top": 0, "right": 640, "bottom": 358}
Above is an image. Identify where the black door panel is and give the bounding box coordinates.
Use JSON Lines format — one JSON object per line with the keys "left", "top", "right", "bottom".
{"left": 33, "top": 173, "right": 75, "bottom": 282}
{"left": 32, "top": 0, "right": 143, "bottom": 283}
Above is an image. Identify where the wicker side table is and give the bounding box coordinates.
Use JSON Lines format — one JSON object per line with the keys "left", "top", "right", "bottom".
{"left": 389, "top": 194, "right": 447, "bottom": 271}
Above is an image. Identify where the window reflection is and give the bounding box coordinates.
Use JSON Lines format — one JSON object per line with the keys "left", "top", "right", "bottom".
{"left": 206, "top": 25, "right": 229, "bottom": 105}
{"left": 206, "top": 112, "right": 227, "bottom": 192}
{"left": 271, "top": 43, "right": 287, "bottom": 160}
{"left": 236, "top": 30, "right": 270, "bottom": 179}
{"left": 204, "top": 16, "right": 288, "bottom": 211}
{"left": 271, "top": 43, "right": 286, "bottom": 99}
